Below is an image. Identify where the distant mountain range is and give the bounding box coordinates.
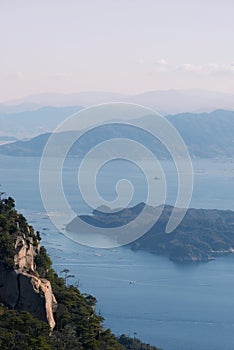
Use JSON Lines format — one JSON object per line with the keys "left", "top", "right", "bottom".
{"left": 0, "top": 106, "right": 81, "bottom": 138}
{"left": 2, "top": 89, "right": 234, "bottom": 116}
{"left": 0, "top": 109, "right": 234, "bottom": 159}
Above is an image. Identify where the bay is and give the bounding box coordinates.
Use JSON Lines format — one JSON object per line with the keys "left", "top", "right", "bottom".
{"left": 1, "top": 154, "right": 234, "bottom": 350}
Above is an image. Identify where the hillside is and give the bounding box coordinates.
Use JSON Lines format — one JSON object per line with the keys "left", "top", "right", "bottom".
{"left": 0, "top": 194, "right": 160, "bottom": 350}
{"left": 67, "top": 203, "right": 234, "bottom": 263}
{"left": 167, "top": 109, "right": 234, "bottom": 158}
{"left": 0, "top": 106, "right": 81, "bottom": 139}
{"left": 0, "top": 109, "right": 234, "bottom": 159}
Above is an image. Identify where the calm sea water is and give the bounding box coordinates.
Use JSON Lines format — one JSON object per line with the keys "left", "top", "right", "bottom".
{"left": 1, "top": 154, "right": 234, "bottom": 350}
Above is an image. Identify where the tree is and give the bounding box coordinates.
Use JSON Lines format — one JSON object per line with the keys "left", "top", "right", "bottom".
{"left": 60, "top": 268, "right": 75, "bottom": 285}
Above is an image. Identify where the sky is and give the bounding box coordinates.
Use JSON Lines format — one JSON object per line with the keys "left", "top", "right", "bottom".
{"left": 1, "top": 0, "right": 234, "bottom": 102}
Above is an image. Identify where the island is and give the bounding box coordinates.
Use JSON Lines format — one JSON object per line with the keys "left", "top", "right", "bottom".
{"left": 67, "top": 203, "right": 234, "bottom": 263}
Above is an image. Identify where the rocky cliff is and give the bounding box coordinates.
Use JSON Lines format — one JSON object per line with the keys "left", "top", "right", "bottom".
{"left": 0, "top": 233, "right": 57, "bottom": 329}
{"left": 0, "top": 196, "right": 161, "bottom": 350}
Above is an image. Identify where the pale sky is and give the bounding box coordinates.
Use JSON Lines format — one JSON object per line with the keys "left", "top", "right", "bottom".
{"left": 1, "top": 0, "right": 234, "bottom": 102}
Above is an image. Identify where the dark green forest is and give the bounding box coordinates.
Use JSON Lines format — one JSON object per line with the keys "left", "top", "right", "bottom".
{"left": 72, "top": 203, "right": 234, "bottom": 263}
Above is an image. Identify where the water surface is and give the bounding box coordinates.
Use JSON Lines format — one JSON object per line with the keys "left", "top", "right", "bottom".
{"left": 1, "top": 155, "right": 234, "bottom": 350}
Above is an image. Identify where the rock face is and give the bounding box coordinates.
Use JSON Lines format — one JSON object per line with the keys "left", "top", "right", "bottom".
{"left": 14, "top": 235, "right": 36, "bottom": 271}
{"left": 0, "top": 234, "right": 57, "bottom": 329}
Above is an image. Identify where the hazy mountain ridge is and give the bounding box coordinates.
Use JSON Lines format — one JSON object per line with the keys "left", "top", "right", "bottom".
{"left": 0, "top": 105, "right": 81, "bottom": 138}
{"left": 3, "top": 89, "right": 234, "bottom": 115}
{"left": 0, "top": 109, "right": 234, "bottom": 159}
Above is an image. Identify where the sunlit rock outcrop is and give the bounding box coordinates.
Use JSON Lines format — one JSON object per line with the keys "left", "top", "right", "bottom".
{"left": 0, "top": 232, "right": 57, "bottom": 329}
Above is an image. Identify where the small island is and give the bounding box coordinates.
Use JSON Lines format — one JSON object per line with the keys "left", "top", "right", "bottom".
{"left": 67, "top": 203, "right": 234, "bottom": 263}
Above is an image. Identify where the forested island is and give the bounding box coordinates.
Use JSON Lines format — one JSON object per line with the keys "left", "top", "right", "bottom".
{"left": 67, "top": 203, "right": 234, "bottom": 263}
{"left": 0, "top": 195, "right": 160, "bottom": 350}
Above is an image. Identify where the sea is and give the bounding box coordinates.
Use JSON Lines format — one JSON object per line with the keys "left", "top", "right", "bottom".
{"left": 1, "top": 154, "right": 234, "bottom": 350}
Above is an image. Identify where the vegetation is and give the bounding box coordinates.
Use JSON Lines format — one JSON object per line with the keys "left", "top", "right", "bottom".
{"left": 130, "top": 205, "right": 234, "bottom": 262}
{"left": 118, "top": 335, "right": 160, "bottom": 350}
{"left": 0, "top": 304, "right": 52, "bottom": 350}
{"left": 0, "top": 193, "right": 35, "bottom": 268}
{"left": 0, "top": 194, "right": 160, "bottom": 349}
{"left": 71, "top": 203, "right": 234, "bottom": 263}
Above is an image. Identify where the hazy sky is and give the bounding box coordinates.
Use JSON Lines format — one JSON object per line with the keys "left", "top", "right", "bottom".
{"left": 1, "top": 0, "right": 234, "bottom": 102}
